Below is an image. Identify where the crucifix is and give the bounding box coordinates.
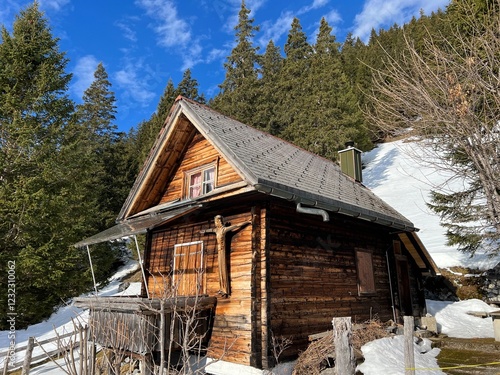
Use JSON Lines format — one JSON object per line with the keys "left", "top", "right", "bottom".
{"left": 201, "top": 215, "right": 251, "bottom": 296}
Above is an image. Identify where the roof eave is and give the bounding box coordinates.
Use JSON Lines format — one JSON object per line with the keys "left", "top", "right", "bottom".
{"left": 117, "top": 102, "right": 186, "bottom": 221}
{"left": 254, "top": 181, "right": 417, "bottom": 232}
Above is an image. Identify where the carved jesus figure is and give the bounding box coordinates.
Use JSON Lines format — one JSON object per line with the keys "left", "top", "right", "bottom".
{"left": 202, "top": 215, "right": 251, "bottom": 296}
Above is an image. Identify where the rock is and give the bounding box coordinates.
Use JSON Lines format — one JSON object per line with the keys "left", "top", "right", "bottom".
{"left": 118, "top": 281, "right": 130, "bottom": 292}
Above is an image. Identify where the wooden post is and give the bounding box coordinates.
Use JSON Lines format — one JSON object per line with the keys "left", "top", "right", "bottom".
{"left": 2, "top": 351, "right": 10, "bottom": 375}
{"left": 89, "top": 342, "right": 96, "bottom": 375}
{"left": 332, "top": 317, "right": 355, "bottom": 375}
{"left": 404, "top": 316, "right": 415, "bottom": 375}
{"left": 159, "top": 299, "right": 165, "bottom": 375}
{"left": 21, "top": 337, "right": 34, "bottom": 375}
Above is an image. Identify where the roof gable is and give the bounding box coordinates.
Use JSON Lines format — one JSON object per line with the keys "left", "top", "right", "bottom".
{"left": 118, "top": 96, "right": 416, "bottom": 232}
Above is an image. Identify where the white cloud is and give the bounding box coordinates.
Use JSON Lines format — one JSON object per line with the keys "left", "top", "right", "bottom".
{"left": 136, "top": 0, "right": 191, "bottom": 47}
{"left": 114, "top": 58, "right": 156, "bottom": 107}
{"left": 115, "top": 17, "right": 139, "bottom": 42}
{"left": 258, "top": 11, "right": 294, "bottom": 47}
{"left": 39, "top": 0, "right": 70, "bottom": 11}
{"left": 206, "top": 48, "right": 228, "bottom": 64}
{"left": 180, "top": 41, "right": 204, "bottom": 71}
{"left": 71, "top": 55, "right": 99, "bottom": 99}
{"left": 352, "top": 0, "right": 449, "bottom": 42}
{"left": 298, "top": 0, "right": 330, "bottom": 14}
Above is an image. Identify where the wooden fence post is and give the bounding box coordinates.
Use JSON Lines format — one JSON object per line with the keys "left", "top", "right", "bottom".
{"left": 332, "top": 317, "right": 355, "bottom": 375}
{"left": 404, "top": 316, "right": 415, "bottom": 375}
{"left": 2, "top": 351, "right": 10, "bottom": 375}
{"left": 21, "top": 337, "right": 34, "bottom": 375}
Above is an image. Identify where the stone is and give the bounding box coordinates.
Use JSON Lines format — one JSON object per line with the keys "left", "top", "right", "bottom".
{"left": 421, "top": 316, "right": 438, "bottom": 334}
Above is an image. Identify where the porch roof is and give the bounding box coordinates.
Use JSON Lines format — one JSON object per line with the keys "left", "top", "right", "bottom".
{"left": 74, "top": 203, "right": 201, "bottom": 248}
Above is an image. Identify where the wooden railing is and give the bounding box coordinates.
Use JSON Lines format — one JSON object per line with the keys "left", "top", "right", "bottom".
{"left": 0, "top": 326, "right": 90, "bottom": 375}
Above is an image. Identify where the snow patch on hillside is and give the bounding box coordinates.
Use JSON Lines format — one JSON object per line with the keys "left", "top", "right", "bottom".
{"left": 363, "top": 140, "right": 500, "bottom": 269}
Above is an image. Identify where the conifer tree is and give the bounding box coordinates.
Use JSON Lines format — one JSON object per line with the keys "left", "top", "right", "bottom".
{"left": 279, "top": 18, "right": 370, "bottom": 159}
{"left": 212, "top": 0, "right": 260, "bottom": 124}
{"left": 274, "top": 17, "right": 312, "bottom": 137}
{"left": 254, "top": 40, "right": 283, "bottom": 134}
{"left": 0, "top": 2, "right": 100, "bottom": 328}
{"left": 177, "top": 68, "right": 205, "bottom": 104}
{"left": 75, "top": 62, "right": 126, "bottom": 229}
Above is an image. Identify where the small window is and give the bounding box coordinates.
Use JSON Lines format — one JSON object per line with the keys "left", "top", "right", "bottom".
{"left": 187, "top": 166, "right": 215, "bottom": 198}
{"left": 355, "top": 249, "right": 376, "bottom": 295}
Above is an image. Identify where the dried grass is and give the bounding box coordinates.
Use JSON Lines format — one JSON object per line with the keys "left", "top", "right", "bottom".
{"left": 292, "top": 320, "right": 392, "bottom": 375}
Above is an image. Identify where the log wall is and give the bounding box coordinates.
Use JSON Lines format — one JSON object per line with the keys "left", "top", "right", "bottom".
{"left": 266, "top": 201, "right": 396, "bottom": 360}
{"left": 145, "top": 209, "right": 256, "bottom": 365}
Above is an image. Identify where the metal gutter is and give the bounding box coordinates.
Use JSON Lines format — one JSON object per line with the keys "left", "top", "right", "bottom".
{"left": 254, "top": 182, "right": 417, "bottom": 232}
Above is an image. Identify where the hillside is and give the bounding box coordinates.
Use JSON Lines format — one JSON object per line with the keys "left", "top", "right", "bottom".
{"left": 363, "top": 139, "right": 500, "bottom": 270}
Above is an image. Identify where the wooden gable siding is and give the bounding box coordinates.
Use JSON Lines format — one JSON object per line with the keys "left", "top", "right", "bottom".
{"left": 145, "top": 209, "right": 258, "bottom": 365}
{"left": 265, "top": 201, "right": 395, "bottom": 358}
{"left": 160, "top": 133, "right": 243, "bottom": 204}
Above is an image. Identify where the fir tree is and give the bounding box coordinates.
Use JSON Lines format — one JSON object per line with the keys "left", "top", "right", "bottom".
{"left": 274, "top": 17, "right": 312, "bottom": 137}
{"left": 212, "top": 0, "right": 260, "bottom": 125}
{"left": 0, "top": 2, "right": 100, "bottom": 328}
{"left": 254, "top": 40, "right": 283, "bottom": 134}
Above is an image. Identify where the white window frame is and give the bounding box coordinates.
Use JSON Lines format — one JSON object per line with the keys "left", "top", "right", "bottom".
{"left": 186, "top": 165, "right": 215, "bottom": 199}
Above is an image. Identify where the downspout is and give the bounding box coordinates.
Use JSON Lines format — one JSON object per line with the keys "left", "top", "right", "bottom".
{"left": 296, "top": 203, "right": 329, "bottom": 222}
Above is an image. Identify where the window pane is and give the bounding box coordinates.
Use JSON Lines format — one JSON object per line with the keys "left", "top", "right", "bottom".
{"left": 203, "top": 168, "right": 215, "bottom": 194}
{"left": 189, "top": 172, "right": 202, "bottom": 198}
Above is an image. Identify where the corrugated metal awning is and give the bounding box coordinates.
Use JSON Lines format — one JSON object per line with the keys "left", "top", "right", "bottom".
{"left": 74, "top": 204, "right": 201, "bottom": 248}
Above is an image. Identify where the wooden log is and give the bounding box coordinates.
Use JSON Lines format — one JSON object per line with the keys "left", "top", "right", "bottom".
{"left": 21, "top": 337, "right": 34, "bottom": 375}
{"left": 404, "top": 316, "right": 415, "bottom": 375}
{"left": 332, "top": 317, "right": 355, "bottom": 375}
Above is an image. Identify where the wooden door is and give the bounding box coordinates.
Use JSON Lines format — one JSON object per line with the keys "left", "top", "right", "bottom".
{"left": 396, "top": 256, "right": 413, "bottom": 316}
{"left": 173, "top": 241, "right": 205, "bottom": 296}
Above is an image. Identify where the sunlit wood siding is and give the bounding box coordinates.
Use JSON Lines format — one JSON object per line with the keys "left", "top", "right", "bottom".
{"left": 160, "top": 133, "right": 243, "bottom": 204}
{"left": 145, "top": 209, "right": 258, "bottom": 365}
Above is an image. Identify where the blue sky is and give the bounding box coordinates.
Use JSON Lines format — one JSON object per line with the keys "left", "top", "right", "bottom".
{"left": 1, "top": 0, "right": 449, "bottom": 132}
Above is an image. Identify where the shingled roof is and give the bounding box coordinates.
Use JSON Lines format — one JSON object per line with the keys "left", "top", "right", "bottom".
{"left": 120, "top": 96, "right": 416, "bottom": 232}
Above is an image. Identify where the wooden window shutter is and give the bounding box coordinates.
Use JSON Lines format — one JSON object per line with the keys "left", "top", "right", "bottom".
{"left": 355, "top": 249, "right": 376, "bottom": 295}
{"left": 173, "top": 241, "right": 205, "bottom": 296}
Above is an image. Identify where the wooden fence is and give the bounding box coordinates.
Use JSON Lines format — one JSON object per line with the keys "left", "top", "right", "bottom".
{"left": 0, "top": 325, "right": 93, "bottom": 375}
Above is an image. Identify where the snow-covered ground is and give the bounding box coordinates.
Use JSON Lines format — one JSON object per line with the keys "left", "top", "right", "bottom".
{"left": 1, "top": 139, "right": 499, "bottom": 374}
{"left": 0, "top": 260, "right": 141, "bottom": 371}
{"left": 363, "top": 139, "right": 500, "bottom": 270}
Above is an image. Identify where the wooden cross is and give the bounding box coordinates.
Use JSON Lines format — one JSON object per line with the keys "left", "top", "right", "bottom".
{"left": 201, "top": 215, "right": 251, "bottom": 296}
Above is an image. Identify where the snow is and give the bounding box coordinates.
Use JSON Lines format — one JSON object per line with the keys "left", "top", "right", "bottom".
{"left": 357, "top": 335, "right": 442, "bottom": 375}
{"left": 426, "top": 299, "right": 497, "bottom": 338}
{"left": 0, "top": 260, "right": 141, "bottom": 370}
{"left": 2, "top": 139, "right": 499, "bottom": 374}
{"left": 363, "top": 140, "right": 500, "bottom": 269}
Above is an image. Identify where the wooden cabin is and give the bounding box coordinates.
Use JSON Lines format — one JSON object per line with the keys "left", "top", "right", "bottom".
{"left": 75, "top": 96, "right": 439, "bottom": 374}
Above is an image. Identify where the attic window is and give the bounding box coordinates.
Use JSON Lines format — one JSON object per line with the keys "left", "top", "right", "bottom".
{"left": 187, "top": 165, "right": 215, "bottom": 198}
{"left": 355, "top": 249, "right": 376, "bottom": 295}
